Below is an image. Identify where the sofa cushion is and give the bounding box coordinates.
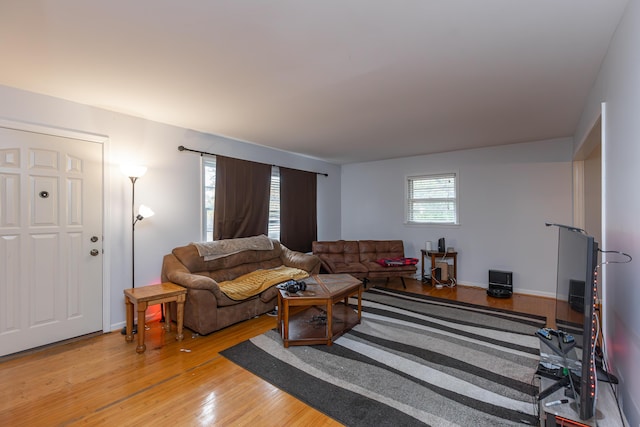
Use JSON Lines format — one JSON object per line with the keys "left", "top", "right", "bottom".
{"left": 358, "top": 240, "right": 406, "bottom": 262}
{"left": 359, "top": 240, "right": 417, "bottom": 278}
{"left": 313, "top": 240, "right": 361, "bottom": 263}
{"left": 172, "top": 243, "right": 284, "bottom": 276}
{"left": 318, "top": 255, "right": 369, "bottom": 274}
{"left": 312, "top": 240, "right": 368, "bottom": 276}
{"left": 259, "top": 286, "right": 279, "bottom": 303}
{"left": 365, "top": 263, "right": 417, "bottom": 279}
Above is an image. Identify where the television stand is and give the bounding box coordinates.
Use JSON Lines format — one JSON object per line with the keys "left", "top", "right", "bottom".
{"left": 537, "top": 373, "right": 571, "bottom": 401}
{"left": 538, "top": 341, "right": 623, "bottom": 426}
{"left": 538, "top": 374, "right": 622, "bottom": 426}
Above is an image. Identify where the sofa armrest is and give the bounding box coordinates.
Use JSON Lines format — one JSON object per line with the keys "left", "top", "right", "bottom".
{"left": 167, "top": 270, "right": 219, "bottom": 291}
{"left": 280, "top": 245, "right": 322, "bottom": 274}
{"left": 161, "top": 254, "right": 220, "bottom": 291}
{"left": 318, "top": 255, "right": 337, "bottom": 274}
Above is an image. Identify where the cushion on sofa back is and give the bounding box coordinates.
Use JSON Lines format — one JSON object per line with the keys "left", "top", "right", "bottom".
{"left": 207, "top": 258, "right": 287, "bottom": 283}
{"left": 172, "top": 241, "right": 283, "bottom": 275}
{"left": 358, "top": 240, "right": 405, "bottom": 262}
{"left": 312, "top": 240, "right": 367, "bottom": 275}
{"left": 312, "top": 240, "right": 360, "bottom": 264}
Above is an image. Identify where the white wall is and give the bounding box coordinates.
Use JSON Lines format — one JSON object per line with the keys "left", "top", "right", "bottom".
{"left": 0, "top": 84, "right": 342, "bottom": 331}
{"left": 574, "top": 0, "right": 640, "bottom": 424}
{"left": 342, "top": 138, "right": 573, "bottom": 296}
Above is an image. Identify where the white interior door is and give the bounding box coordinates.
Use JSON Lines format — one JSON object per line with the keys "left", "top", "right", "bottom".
{"left": 0, "top": 127, "right": 103, "bottom": 357}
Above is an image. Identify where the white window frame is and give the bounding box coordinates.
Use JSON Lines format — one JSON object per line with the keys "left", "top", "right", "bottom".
{"left": 202, "top": 156, "right": 281, "bottom": 241}
{"left": 405, "top": 172, "right": 459, "bottom": 225}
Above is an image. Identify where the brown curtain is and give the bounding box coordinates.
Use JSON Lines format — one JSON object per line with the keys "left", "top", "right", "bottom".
{"left": 279, "top": 167, "right": 317, "bottom": 253}
{"left": 213, "top": 156, "right": 271, "bottom": 240}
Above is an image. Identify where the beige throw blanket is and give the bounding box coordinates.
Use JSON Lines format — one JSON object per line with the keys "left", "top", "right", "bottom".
{"left": 192, "top": 234, "right": 274, "bottom": 261}
{"left": 218, "top": 266, "right": 309, "bottom": 300}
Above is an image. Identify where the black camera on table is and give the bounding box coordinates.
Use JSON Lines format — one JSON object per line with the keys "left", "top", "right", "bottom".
{"left": 280, "top": 279, "right": 306, "bottom": 293}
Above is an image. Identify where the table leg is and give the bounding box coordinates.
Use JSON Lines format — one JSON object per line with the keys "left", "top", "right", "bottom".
{"left": 357, "top": 287, "right": 362, "bottom": 323}
{"left": 163, "top": 302, "right": 171, "bottom": 332}
{"left": 282, "top": 299, "right": 289, "bottom": 348}
{"left": 276, "top": 292, "right": 282, "bottom": 334}
{"left": 125, "top": 296, "right": 134, "bottom": 342}
{"left": 136, "top": 301, "right": 147, "bottom": 353}
{"left": 175, "top": 296, "right": 185, "bottom": 341}
{"left": 430, "top": 253, "right": 437, "bottom": 286}
{"left": 452, "top": 254, "right": 457, "bottom": 284}
{"left": 326, "top": 301, "right": 333, "bottom": 345}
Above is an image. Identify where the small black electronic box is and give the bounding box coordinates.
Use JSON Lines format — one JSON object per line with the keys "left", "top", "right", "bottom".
{"left": 487, "top": 269, "right": 513, "bottom": 298}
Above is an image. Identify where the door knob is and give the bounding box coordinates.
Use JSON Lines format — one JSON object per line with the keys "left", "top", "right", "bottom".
{"left": 90, "top": 249, "right": 100, "bottom": 256}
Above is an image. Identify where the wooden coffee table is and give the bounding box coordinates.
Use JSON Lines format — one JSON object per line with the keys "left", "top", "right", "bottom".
{"left": 277, "top": 274, "right": 363, "bottom": 347}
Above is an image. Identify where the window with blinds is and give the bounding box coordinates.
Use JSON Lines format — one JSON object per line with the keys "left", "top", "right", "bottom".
{"left": 268, "top": 166, "right": 280, "bottom": 239}
{"left": 202, "top": 157, "right": 281, "bottom": 241}
{"left": 406, "top": 172, "right": 458, "bottom": 224}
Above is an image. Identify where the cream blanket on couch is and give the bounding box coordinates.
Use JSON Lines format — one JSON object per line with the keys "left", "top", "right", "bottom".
{"left": 192, "top": 234, "right": 274, "bottom": 261}
{"left": 217, "top": 265, "right": 309, "bottom": 300}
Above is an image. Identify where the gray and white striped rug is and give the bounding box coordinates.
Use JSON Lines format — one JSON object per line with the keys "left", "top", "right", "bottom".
{"left": 221, "top": 287, "right": 546, "bottom": 426}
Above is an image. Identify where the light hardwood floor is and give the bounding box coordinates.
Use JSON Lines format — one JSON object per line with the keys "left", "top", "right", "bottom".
{"left": 0, "top": 278, "right": 554, "bottom": 427}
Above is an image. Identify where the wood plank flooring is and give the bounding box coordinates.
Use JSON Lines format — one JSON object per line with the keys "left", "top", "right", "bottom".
{"left": 0, "top": 278, "right": 554, "bottom": 427}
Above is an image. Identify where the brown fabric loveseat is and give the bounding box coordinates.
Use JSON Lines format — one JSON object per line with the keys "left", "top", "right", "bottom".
{"left": 312, "top": 240, "right": 416, "bottom": 287}
{"left": 161, "top": 237, "right": 321, "bottom": 335}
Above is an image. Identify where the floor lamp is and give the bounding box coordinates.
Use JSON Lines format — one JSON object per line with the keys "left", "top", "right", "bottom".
{"left": 120, "top": 165, "right": 154, "bottom": 334}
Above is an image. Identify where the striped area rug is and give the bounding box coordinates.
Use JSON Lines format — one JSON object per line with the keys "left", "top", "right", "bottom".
{"left": 221, "top": 287, "right": 546, "bottom": 426}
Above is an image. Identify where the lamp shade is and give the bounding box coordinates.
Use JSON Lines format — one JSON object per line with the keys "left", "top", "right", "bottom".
{"left": 138, "top": 204, "right": 155, "bottom": 219}
{"left": 120, "top": 164, "right": 147, "bottom": 178}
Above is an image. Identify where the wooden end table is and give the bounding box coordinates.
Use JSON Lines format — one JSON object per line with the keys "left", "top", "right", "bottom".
{"left": 421, "top": 249, "right": 458, "bottom": 286}
{"left": 124, "top": 282, "right": 187, "bottom": 353}
{"left": 277, "top": 274, "right": 362, "bottom": 347}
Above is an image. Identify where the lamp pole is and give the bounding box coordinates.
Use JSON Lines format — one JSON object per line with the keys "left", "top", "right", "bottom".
{"left": 130, "top": 176, "right": 138, "bottom": 289}
{"left": 120, "top": 164, "right": 150, "bottom": 335}
{"left": 121, "top": 175, "right": 140, "bottom": 335}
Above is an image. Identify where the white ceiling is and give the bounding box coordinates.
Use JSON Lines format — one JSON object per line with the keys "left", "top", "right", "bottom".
{"left": 0, "top": 1, "right": 628, "bottom": 164}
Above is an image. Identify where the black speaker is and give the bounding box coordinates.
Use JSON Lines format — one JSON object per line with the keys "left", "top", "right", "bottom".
{"left": 487, "top": 270, "right": 513, "bottom": 298}
{"left": 438, "top": 238, "right": 446, "bottom": 253}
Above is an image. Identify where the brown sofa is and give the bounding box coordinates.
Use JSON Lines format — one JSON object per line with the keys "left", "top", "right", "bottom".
{"left": 161, "top": 238, "right": 321, "bottom": 335}
{"left": 312, "top": 240, "right": 416, "bottom": 287}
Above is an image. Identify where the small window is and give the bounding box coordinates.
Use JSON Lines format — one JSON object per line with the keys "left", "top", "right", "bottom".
{"left": 406, "top": 172, "right": 458, "bottom": 224}
{"left": 268, "top": 166, "right": 280, "bottom": 239}
{"left": 203, "top": 157, "right": 216, "bottom": 241}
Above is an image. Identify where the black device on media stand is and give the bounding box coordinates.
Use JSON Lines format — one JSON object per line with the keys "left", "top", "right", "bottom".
{"left": 438, "top": 238, "right": 446, "bottom": 253}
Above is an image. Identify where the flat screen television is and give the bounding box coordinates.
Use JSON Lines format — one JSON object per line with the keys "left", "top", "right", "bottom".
{"left": 553, "top": 225, "right": 599, "bottom": 420}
